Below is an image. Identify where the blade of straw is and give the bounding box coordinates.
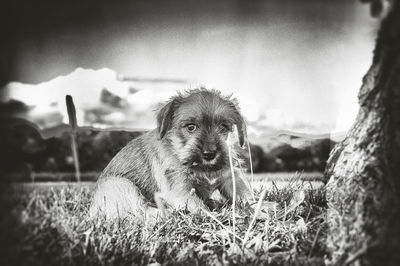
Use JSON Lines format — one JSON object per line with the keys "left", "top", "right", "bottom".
{"left": 237, "top": 163, "right": 255, "bottom": 201}
{"left": 242, "top": 188, "right": 268, "bottom": 247}
{"left": 246, "top": 139, "right": 255, "bottom": 201}
{"left": 198, "top": 206, "right": 243, "bottom": 242}
{"left": 227, "top": 131, "right": 236, "bottom": 243}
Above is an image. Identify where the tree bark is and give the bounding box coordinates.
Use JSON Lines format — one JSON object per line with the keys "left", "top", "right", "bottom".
{"left": 325, "top": 2, "right": 400, "bottom": 265}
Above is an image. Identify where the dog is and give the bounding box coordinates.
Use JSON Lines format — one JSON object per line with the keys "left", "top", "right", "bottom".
{"left": 89, "top": 88, "right": 250, "bottom": 219}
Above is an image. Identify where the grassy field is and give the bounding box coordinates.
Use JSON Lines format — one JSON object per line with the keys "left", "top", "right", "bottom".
{"left": 1, "top": 175, "right": 327, "bottom": 266}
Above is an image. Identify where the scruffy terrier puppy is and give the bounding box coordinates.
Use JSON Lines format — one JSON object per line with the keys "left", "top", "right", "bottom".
{"left": 90, "top": 88, "right": 250, "bottom": 219}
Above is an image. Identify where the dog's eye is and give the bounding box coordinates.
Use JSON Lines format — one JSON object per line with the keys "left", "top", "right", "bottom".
{"left": 186, "top": 124, "right": 197, "bottom": 132}
{"left": 220, "top": 124, "right": 230, "bottom": 133}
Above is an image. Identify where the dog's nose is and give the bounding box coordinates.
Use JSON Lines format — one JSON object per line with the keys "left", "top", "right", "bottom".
{"left": 202, "top": 150, "right": 217, "bottom": 161}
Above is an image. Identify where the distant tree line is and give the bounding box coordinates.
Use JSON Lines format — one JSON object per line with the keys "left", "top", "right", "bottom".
{"left": 0, "top": 117, "right": 334, "bottom": 181}
{"left": 248, "top": 139, "right": 334, "bottom": 173}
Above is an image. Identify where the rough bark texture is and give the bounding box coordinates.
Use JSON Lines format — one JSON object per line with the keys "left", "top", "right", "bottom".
{"left": 325, "top": 2, "right": 400, "bottom": 265}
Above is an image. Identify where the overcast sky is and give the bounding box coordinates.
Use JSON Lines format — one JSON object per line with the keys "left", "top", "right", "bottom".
{"left": 6, "top": 0, "right": 379, "bottom": 133}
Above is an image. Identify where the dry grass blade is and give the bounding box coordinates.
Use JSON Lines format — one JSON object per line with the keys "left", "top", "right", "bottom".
{"left": 227, "top": 132, "right": 237, "bottom": 243}
{"left": 198, "top": 206, "right": 244, "bottom": 242}
{"left": 246, "top": 139, "right": 256, "bottom": 201}
{"left": 236, "top": 165, "right": 255, "bottom": 202}
{"left": 242, "top": 188, "right": 268, "bottom": 248}
{"left": 148, "top": 218, "right": 172, "bottom": 240}
{"left": 308, "top": 225, "right": 322, "bottom": 258}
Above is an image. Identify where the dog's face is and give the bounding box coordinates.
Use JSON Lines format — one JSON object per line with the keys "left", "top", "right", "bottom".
{"left": 157, "top": 89, "right": 246, "bottom": 172}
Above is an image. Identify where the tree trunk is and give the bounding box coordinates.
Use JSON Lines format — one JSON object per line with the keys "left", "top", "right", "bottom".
{"left": 325, "top": 2, "right": 400, "bottom": 265}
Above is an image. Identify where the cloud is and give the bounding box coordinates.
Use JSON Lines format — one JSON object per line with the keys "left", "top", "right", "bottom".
{"left": 3, "top": 68, "right": 130, "bottom": 127}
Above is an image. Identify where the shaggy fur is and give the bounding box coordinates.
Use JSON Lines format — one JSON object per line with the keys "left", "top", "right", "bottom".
{"left": 90, "top": 88, "right": 249, "bottom": 219}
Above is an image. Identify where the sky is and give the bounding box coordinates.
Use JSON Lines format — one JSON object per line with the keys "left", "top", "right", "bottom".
{"left": 3, "top": 0, "right": 379, "bottom": 134}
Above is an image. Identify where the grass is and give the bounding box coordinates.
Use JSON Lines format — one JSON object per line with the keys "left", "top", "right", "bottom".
{"left": 0, "top": 177, "right": 327, "bottom": 266}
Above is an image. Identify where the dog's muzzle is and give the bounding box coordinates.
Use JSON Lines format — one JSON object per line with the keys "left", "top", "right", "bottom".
{"left": 186, "top": 151, "right": 224, "bottom": 171}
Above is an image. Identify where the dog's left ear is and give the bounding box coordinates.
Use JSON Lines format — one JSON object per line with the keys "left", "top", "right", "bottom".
{"left": 231, "top": 105, "right": 247, "bottom": 148}
{"left": 234, "top": 116, "right": 247, "bottom": 148}
{"left": 157, "top": 99, "right": 176, "bottom": 139}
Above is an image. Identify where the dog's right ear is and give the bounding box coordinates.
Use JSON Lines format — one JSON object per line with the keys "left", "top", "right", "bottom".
{"left": 157, "top": 99, "right": 176, "bottom": 139}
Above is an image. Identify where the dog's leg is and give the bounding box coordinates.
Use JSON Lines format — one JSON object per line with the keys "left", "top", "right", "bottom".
{"left": 160, "top": 188, "right": 208, "bottom": 213}
{"left": 155, "top": 169, "right": 208, "bottom": 213}
{"left": 157, "top": 177, "right": 208, "bottom": 213}
{"left": 216, "top": 170, "right": 250, "bottom": 203}
{"left": 89, "top": 176, "right": 160, "bottom": 219}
